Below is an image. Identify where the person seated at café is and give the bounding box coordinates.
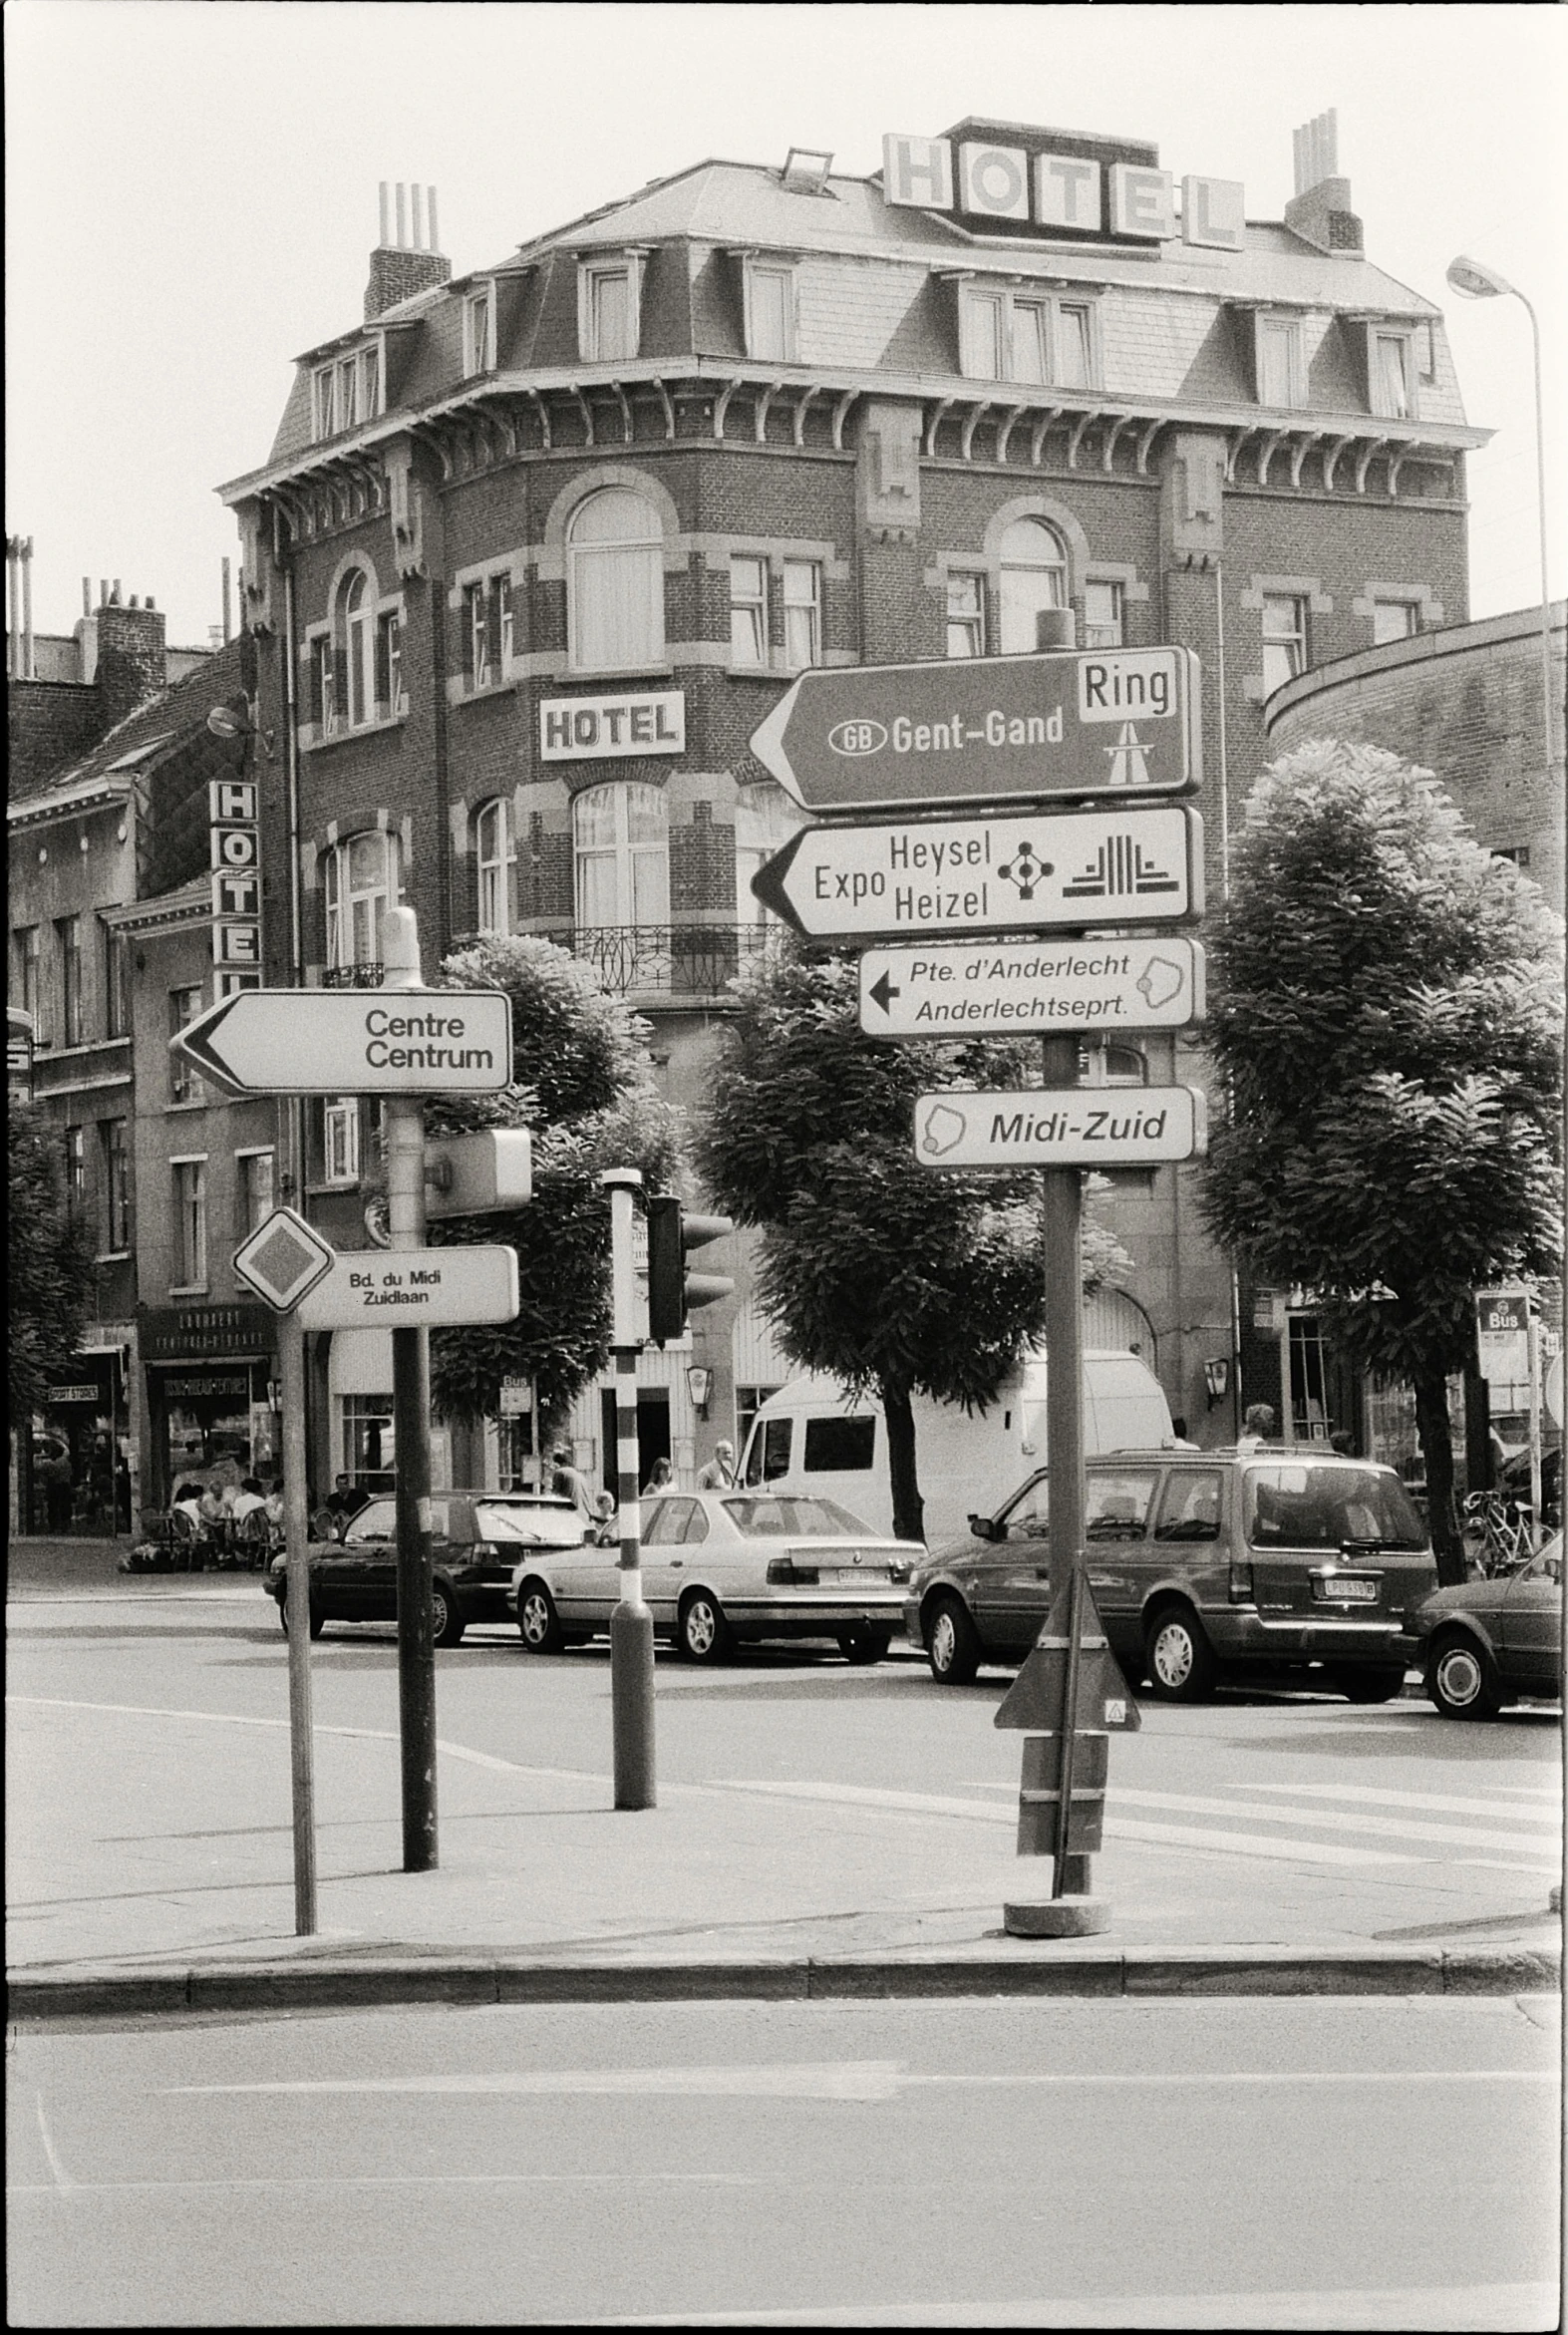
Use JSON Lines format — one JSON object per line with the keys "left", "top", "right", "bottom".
{"left": 326, "top": 1472, "right": 370, "bottom": 1525}
{"left": 263, "top": 1480, "right": 286, "bottom": 1531}
{"left": 229, "top": 1476, "right": 267, "bottom": 1525}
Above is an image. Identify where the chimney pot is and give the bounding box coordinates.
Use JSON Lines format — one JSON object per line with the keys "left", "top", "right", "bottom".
{"left": 396, "top": 181, "right": 408, "bottom": 248}
{"left": 112, "top": 580, "right": 122, "bottom": 604}
{"left": 412, "top": 183, "right": 425, "bottom": 250}
{"left": 427, "top": 185, "right": 440, "bottom": 253}
{"left": 146, "top": 595, "right": 156, "bottom": 611}
{"left": 82, "top": 576, "right": 92, "bottom": 618}
{"left": 379, "top": 180, "right": 391, "bottom": 247}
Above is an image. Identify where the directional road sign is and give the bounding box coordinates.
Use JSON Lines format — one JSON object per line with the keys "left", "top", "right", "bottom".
{"left": 232, "top": 1206, "right": 337, "bottom": 1315}
{"left": 296, "top": 1244, "right": 520, "bottom": 1331}
{"left": 859, "top": 936, "right": 1205, "bottom": 1039}
{"left": 913, "top": 1086, "right": 1207, "bottom": 1169}
{"left": 169, "top": 987, "right": 513, "bottom": 1098}
{"left": 750, "top": 646, "right": 1199, "bottom": 814}
{"left": 753, "top": 805, "right": 1202, "bottom": 944}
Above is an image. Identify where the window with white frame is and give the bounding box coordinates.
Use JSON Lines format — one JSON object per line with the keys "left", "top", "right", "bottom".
{"left": 959, "top": 284, "right": 1099, "bottom": 388}
{"left": 1083, "top": 578, "right": 1125, "bottom": 649}
{"left": 945, "top": 573, "right": 985, "bottom": 658}
{"left": 171, "top": 1158, "right": 208, "bottom": 1289}
{"left": 64, "top": 1124, "right": 86, "bottom": 1210}
{"left": 322, "top": 1101, "right": 360, "bottom": 1186}
{"left": 311, "top": 365, "right": 336, "bottom": 441}
{"left": 573, "top": 782, "right": 669, "bottom": 931}
{"left": 781, "top": 560, "right": 821, "bottom": 669}
{"left": 324, "top": 830, "right": 402, "bottom": 970}
{"left": 311, "top": 568, "right": 402, "bottom": 735}
{"left": 311, "top": 344, "right": 381, "bottom": 441}
{"left": 578, "top": 258, "right": 642, "bottom": 363}
{"left": 168, "top": 985, "right": 205, "bottom": 1104}
{"left": 1261, "top": 593, "right": 1309, "bottom": 694}
{"left": 745, "top": 262, "right": 795, "bottom": 362}
{"left": 730, "top": 557, "right": 769, "bottom": 666}
{"left": 376, "top": 606, "right": 404, "bottom": 716}
{"left": 567, "top": 487, "right": 664, "bottom": 673}
{"left": 998, "top": 517, "right": 1069, "bottom": 655}
{"left": 475, "top": 798, "right": 513, "bottom": 935}
{"left": 1371, "top": 330, "right": 1414, "bottom": 420}
{"left": 101, "top": 1118, "right": 130, "bottom": 1251}
{"left": 734, "top": 788, "right": 801, "bottom": 934}
{"left": 464, "top": 285, "right": 496, "bottom": 377}
{"left": 103, "top": 923, "right": 130, "bottom": 1039}
{"left": 238, "top": 1149, "right": 275, "bottom": 1234}
{"left": 15, "top": 924, "right": 43, "bottom": 1040}
{"left": 462, "top": 571, "right": 513, "bottom": 690}
{"left": 343, "top": 572, "right": 374, "bottom": 728}
{"left": 1372, "top": 598, "right": 1419, "bottom": 645}
{"left": 57, "top": 915, "right": 84, "bottom": 1046}
{"left": 1055, "top": 302, "right": 1095, "bottom": 390}
{"left": 310, "top": 633, "right": 337, "bottom": 737}
{"left": 959, "top": 285, "right": 1007, "bottom": 381}
{"left": 1256, "top": 316, "right": 1305, "bottom": 409}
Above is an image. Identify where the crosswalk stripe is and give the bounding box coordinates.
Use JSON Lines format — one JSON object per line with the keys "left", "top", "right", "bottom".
{"left": 1229, "top": 1782, "right": 1561, "bottom": 1827}
{"left": 1103, "top": 1819, "right": 1411, "bottom": 1867}
{"left": 1111, "top": 1787, "right": 1555, "bottom": 1854}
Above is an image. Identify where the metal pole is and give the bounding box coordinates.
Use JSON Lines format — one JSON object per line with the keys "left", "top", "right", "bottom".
{"left": 1051, "top": 1564, "right": 1086, "bottom": 1900}
{"left": 278, "top": 1309, "right": 317, "bottom": 1933}
{"left": 382, "top": 906, "right": 438, "bottom": 1870}
{"left": 602, "top": 1169, "right": 655, "bottom": 1809}
{"left": 1041, "top": 1036, "right": 1086, "bottom": 1612}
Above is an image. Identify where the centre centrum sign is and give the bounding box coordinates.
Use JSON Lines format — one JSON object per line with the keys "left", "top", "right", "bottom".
{"left": 750, "top": 647, "right": 1199, "bottom": 814}
{"left": 169, "top": 987, "right": 514, "bottom": 1097}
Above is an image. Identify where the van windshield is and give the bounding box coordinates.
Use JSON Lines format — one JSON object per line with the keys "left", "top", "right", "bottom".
{"left": 1245, "top": 1465, "right": 1426, "bottom": 1552}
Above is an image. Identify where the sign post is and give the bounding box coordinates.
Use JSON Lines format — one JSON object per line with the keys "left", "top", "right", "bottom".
{"left": 601, "top": 1168, "right": 655, "bottom": 1810}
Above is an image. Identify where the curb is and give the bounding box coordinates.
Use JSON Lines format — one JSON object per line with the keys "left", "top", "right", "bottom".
{"left": 8, "top": 1945, "right": 1559, "bottom": 2021}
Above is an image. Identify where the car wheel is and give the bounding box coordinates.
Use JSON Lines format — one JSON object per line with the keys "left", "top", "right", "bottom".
{"left": 926, "top": 1592, "right": 981, "bottom": 1685}
{"left": 431, "top": 1581, "right": 466, "bottom": 1648}
{"left": 1333, "top": 1664, "right": 1408, "bottom": 1704}
{"left": 679, "top": 1588, "right": 731, "bottom": 1664}
{"left": 1143, "top": 1603, "right": 1216, "bottom": 1702}
{"left": 277, "top": 1594, "right": 325, "bottom": 1641}
{"left": 1426, "top": 1630, "right": 1504, "bottom": 1721}
{"left": 516, "top": 1579, "right": 565, "bottom": 1655}
{"left": 836, "top": 1627, "right": 892, "bottom": 1666}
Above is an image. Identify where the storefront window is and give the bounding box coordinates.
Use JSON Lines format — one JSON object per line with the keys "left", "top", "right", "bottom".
{"left": 343, "top": 1392, "right": 396, "bottom": 1490}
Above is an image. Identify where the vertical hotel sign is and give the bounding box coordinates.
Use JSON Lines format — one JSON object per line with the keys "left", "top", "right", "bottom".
{"left": 210, "top": 779, "right": 262, "bottom": 995}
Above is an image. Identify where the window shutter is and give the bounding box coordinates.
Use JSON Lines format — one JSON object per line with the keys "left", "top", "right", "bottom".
{"left": 462, "top": 586, "right": 476, "bottom": 683}
{"left": 374, "top": 616, "right": 391, "bottom": 709}
{"left": 485, "top": 578, "right": 503, "bottom": 676}
{"left": 307, "top": 642, "right": 323, "bottom": 728}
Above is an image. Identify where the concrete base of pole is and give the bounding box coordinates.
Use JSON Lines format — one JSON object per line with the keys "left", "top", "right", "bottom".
{"left": 1004, "top": 1897, "right": 1111, "bottom": 1939}
{"left": 610, "top": 1600, "right": 657, "bottom": 1810}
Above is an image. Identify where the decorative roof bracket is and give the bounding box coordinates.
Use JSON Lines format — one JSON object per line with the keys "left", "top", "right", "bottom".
{"left": 1029, "top": 407, "right": 1064, "bottom": 466}
{"left": 1354, "top": 437, "right": 1387, "bottom": 495}
{"left": 960, "top": 402, "right": 991, "bottom": 462}
{"left": 1322, "top": 434, "right": 1354, "bottom": 492}
{"left": 830, "top": 388, "right": 857, "bottom": 451}
{"left": 994, "top": 405, "right": 1028, "bottom": 466}
{"left": 924, "top": 398, "right": 954, "bottom": 459}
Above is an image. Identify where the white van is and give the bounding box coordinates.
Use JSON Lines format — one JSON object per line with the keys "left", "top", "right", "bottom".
{"left": 738, "top": 1350, "right": 1174, "bottom": 1550}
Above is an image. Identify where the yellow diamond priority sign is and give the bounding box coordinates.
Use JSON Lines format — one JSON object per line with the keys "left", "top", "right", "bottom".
{"left": 233, "top": 1206, "right": 337, "bottom": 1315}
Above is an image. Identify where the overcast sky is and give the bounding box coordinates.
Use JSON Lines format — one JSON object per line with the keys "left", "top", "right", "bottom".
{"left": 6, "top": 1, "right": 1564, "bottom": 647}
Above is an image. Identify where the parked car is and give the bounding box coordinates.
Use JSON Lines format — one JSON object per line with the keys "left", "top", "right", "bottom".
{"left": 511, "top": 1488, "right": 922, "bottom": 1663}
{"left": 262, "top": 1491, "right": 592, "bottom": 1645}
{"left": 1411, "top": 1531, "right": 1562, "bottom": 1720}
{"left": 905, "top": 1446, "right": 1438, "bottom": 1702}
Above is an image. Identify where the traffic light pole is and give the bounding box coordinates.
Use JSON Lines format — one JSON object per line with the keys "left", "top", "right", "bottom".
{"left": 601, "top": 1168, "right": 656, "bottom": 1809}
{"left": 382, "top": 907, "right": 439, "bottom": 1870}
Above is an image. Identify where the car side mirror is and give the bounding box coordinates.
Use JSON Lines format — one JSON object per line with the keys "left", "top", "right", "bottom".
{"left": 968, "top": 1513, "right": 995, "bottom": 1541}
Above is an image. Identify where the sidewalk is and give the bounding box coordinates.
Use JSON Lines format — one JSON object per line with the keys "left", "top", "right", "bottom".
{"left": 8, "top": 1564, "right": 1562, "bottom": 2020}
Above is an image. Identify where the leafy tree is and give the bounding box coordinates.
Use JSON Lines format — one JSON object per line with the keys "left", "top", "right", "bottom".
{"left": 1201, "top": 740, "right": 1562, "bottom": 1583}
{"left": 421, "top": 937, "right": 681, "bottom": 1436}
{"left": 697, "top": 945, "right": 1131, "bottom": 1541}
{"left": 9, "top": 1103, "right": 98, "bottom": 1419}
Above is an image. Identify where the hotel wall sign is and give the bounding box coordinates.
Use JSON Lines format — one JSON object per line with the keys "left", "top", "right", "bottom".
{"left": 209, "top": 778, "right": 263, "bottom": 995}
{"left": 539, "top": 689, "right": 685, "bottom": 761}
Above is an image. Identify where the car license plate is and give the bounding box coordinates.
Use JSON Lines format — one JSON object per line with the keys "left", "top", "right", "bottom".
{"left": 1314, "top": 1574, "right": 1378, "bottom": 1603}
{"left": 829, "top": 1566, "right": 885, "bottom": 1586}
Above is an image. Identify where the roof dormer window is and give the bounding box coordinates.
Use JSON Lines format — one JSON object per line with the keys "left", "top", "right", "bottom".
{"left": 310, "top": 339, "right": 385, "bottom": 442}
{"left": 953, "top": 278, "right": 1101, "bottom": 390}
{"left": 577, "top": 252, "right": 646, "bottom": 364}
{"left": 742, "top": 256, "right": 798, "bottom": 362}
{"left": 1369, "top": 326, "right": 1417, "bottom": 421}
{"left": 463, "top": 283, "right": 496, "bottom": 378}
{"left": 1254, "top": 313, "right": 1306, "bottom": 410}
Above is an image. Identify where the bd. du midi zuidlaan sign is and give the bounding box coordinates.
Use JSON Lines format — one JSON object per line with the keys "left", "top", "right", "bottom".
{"left": 749, "top": 649, "right": 1198, "bottom": 815}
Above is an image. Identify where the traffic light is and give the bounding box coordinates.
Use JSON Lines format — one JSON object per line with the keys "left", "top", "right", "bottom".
{"left": 646, "top": 1195, "right": 735, "bottom": 1344}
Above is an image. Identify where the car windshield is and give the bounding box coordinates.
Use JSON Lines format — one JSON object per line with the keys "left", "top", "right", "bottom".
{"left": 1245, "top": 1465, "right": 1426, "bottom": 1552}
{"left": 721, "top": 1495, "right": 875, "bottom": 1538}
{"left": 474, "top": 1501, "right": 584, "bottom": 1542}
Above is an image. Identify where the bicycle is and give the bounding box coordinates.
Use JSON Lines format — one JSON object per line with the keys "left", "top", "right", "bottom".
{"left": 1460, "top": 1490, "right": 1536, "bottom": 1576}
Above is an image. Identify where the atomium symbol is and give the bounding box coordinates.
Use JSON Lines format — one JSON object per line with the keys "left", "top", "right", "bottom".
{"left": 997, "top": 842, "right": 1054, "bottom": 901}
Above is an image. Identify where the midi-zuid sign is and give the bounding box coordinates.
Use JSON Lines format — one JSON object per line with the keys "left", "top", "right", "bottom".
{"left": 749, "top": 647, "right": 1198, "bottom": 814}
{"left": 859, "top": 936, "right": 1205, "bottom": 1038}
{"left": 914, "top": 1086, "right": 1207, "bottom": 1169}
{"left": 168, "top": 986, "right": 513, "bottom": 1097}
{"left": 752, "top": 805, "right": 1202, "bottom": 944}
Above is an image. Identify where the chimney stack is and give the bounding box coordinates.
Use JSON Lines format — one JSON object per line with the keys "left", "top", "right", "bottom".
{"left": 222, "top": 556, "right": 232, "bottom": 644}
{"left": 1284, "top": 109, "right": 1363, "bottom": 254}
{"left": 94, "top": 588, "right": 167, "bottom": 727}
{"left": 364, "top": 180, "right": 451, "bottom": 320}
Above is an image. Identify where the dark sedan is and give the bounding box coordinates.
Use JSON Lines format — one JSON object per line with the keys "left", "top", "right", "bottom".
{"left": 263, "top": 1490, "right": 591, "bottom": 1645}
{"left": 1410, "top": 1532, "right": 1562, "bottom": 1719}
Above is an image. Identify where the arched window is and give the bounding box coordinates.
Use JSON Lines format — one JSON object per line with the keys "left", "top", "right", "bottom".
{"left": 313, "top": 565, "right": 401, "bottom": 736}
{"left": 324, "top": 830, "right": 402, "bottom": 971}
{"left": 474, "top": 799, "right": 512, "bottom": 936}
{"left": 567, "top": 488, "right": 664, "bottom": 673}
{"left": 997, "top": 517, "right": 1068, "bottom": 655}
{"left": 573, "top": 783, "right": 669, "bottom": 930}
{"left": 343, "top": 572, "right": 373, "bottom": 728}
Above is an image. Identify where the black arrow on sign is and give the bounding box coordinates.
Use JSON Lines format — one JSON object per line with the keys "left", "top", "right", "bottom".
{"left": 868, "top": 971, "right": 901, "bottom": 1014}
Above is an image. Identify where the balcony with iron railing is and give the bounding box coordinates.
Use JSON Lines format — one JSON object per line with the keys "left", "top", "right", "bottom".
{"left": 325, "top": 921, "right": 790, "bottom": 1003}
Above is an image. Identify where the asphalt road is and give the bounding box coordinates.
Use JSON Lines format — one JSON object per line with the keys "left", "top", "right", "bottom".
{"left": 9, "top": 1994, "right": 1561, "bottom": 2327}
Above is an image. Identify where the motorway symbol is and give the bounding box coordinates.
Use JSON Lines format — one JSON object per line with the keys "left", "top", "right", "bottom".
{"left": 913, "top": 1086, "right": 1207, "bottom": 1168}
{"left": 752, "top": 805, "right": 1202, "bottom": 943}
{"left": 858, "top": 937, "right": 1205, "bottom": 1039}
{"left": 233, "top": 1207, "right": 337, "bottom": 1315}
{"left": 168, "top": 986, "right": 514, "bottom": 1097}
{"left": 296, "top": 1243, "right": 520, "bottom": 1331}
{"left": 749, "top": 646, "right": 1198, "bottom": 813}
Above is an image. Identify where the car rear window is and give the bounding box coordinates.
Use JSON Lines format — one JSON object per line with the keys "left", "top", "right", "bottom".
{"left": 722, "top": 1495, "right": 874, "bottom": 1537}
{"left": 474, "top": 1501, "right": 584, "bottom": 1542}
{"left": 1245, "top": 1465, "right": 1426, "bottom": 1552}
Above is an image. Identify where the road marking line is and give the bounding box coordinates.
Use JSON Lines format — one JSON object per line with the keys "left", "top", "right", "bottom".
{"left": 578, "top": 2281, "right": 1563, "bottom": 2329}
{"left": 1111, "top": 1787, "right": 1557, "bottom": 1854}
{"left": 165, "top": 2065, "right": 1557, "bottom": 2100}
{"left": 7, "top": 2170, "right": 757, "bottom": 2196}
{"left": 1225, "top": 1783, "right": 1561, "bottom": 1826}
{"left": 33, "top": 2098, "right": 75, "bottom": 2193}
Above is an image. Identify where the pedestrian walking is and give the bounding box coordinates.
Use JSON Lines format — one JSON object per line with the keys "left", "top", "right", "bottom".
{"left": 1237, "top": 1403, "right": 1278, "bottom": 1452}
{"left": 551, "top": 1446, "right": 592, "bottom": 1511}
{"left": 697, "top": 1440, "right": 738, "bottom": 1490}
{"left": 641, "top": 1457, "right": 673, "bottom": 1496}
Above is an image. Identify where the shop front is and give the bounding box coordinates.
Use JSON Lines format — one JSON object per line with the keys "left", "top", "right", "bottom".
{"left": 28, "top": 1345, "right": 132, "bottom": 1535}
{"left": 138, "top": 1302, "right": 279, "bottom": 1515}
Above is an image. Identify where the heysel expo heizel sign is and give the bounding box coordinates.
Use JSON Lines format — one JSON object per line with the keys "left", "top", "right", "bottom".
{"left": 749, "top": 648, "right": 1198, "bottom": 814}
{"left": 752, "top": 805, "right": 1202, "bottom": 944}
{"left": 913, "top": 1087, "right": 1208, "bottom": 1170}
{"left": 169, "top": 988, "right": 514, "bottom": 1097}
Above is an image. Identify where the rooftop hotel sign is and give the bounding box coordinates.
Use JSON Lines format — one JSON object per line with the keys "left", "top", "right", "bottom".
{"left": 882, "top": 132, "right": 1245, "bottom": 250}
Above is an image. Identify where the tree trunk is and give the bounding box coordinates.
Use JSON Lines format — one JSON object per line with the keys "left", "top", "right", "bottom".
{"left": 1413, "top": 1359, "right": 1464, "bottom": 1586}
{"left": 879, "top": 1379, "right": 924, "bottom": 1545}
